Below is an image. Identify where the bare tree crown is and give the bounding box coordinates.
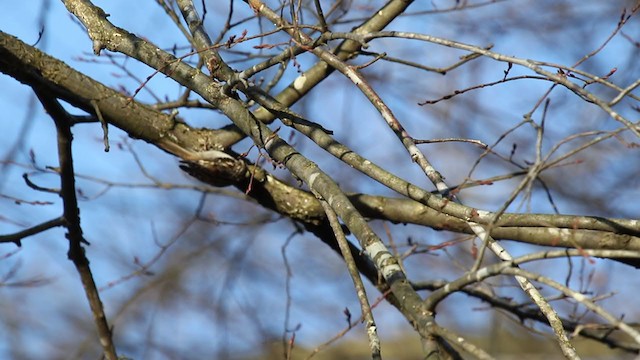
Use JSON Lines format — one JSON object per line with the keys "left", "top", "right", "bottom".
{"left": 1, "top": 1, "right": 640, "bottom": 359}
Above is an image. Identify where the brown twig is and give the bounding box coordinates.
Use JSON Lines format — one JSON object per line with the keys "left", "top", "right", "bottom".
{"left": 34, "top": 88, "right": 118, "bottom": 360}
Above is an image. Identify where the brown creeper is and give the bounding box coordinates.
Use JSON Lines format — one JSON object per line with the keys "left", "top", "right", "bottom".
{"left": 179, "top": 150, "right": 247, "bottom": 187}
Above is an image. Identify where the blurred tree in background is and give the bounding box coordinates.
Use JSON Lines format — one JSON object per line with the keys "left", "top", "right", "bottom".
{"left": 1, "top": 0, "right": 640, "bottom": 359}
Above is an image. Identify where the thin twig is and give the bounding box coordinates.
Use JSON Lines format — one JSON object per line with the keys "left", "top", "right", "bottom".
{"left": 34, "top": 88, "right": 118, "bottom": 360}
{"left": 319, "top": 198, "right": 381, "bottom": 360}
